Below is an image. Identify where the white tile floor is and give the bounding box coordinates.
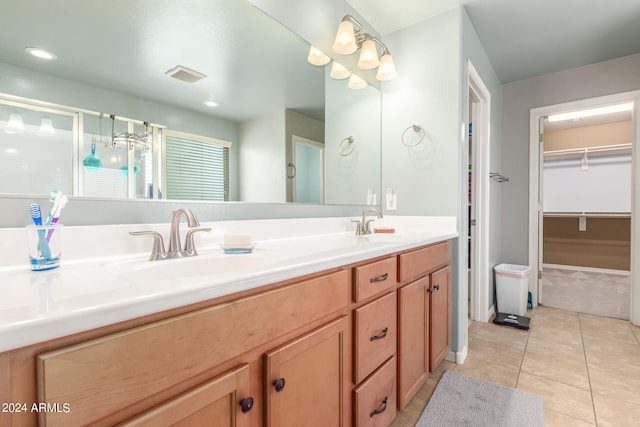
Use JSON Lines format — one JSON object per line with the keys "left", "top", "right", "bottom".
{"left": 391, "top": 306, "right": 640, "bottom": 426}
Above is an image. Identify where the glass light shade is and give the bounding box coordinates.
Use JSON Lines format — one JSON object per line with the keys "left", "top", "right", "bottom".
{"left": 38, "top": 118, "right": 56, "bottom": 135}
{"left": 357, "top": 39, "right": 380, "bottom": 70}
{"left": 376, "top": 54, "right": 398, "bottom": 81}
{"left": 6, "top": 113, "right": 25, "bottom": 134}
{"left": 330, "top": 61, "right": 350, "bottom": 79}
{"left": 347, "top": 73, "right": 368, "bottom": 90}
{"left": 307, "top": 46, "right": 330, "bottom": 66}
{"left": 332, "top": 21, "right": 357, "bottom": 55}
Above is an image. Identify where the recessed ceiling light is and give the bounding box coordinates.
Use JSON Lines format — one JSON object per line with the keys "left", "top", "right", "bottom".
{"left": 203, "top": 99, "right": 220, "bottom": 107}
{"left": 25, "top": 47, "right": 57, "bottom": 60}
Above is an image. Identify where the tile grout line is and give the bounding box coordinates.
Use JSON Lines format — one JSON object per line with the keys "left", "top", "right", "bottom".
{"left": 579, "top": 312, "right": 599, "bottom": 426}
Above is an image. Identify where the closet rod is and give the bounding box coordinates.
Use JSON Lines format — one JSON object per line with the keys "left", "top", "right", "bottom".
{"left": 544, "top": 143, "right": 631, "bottom": 157}
{"left": 544, "top": 212, "right": 631, "bottom": 218}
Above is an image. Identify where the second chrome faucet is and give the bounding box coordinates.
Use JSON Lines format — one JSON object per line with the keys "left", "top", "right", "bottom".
{"left": 130, "top": 208, "right": 211, "bottom": 261}
{"left": 353, "top": 208, "right": 383, "bottom": 235}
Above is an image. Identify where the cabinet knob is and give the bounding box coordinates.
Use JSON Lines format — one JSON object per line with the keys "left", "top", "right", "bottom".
{"left": 427, "top": 287, "right": 433, "bottom": 294}
{"left": 370, "top": 273, "right": 389, "bottom": 283}
{"left": 370, "top": 327, "right": 389, "bottom": 341}
{"left": 434, "top": 283, "right": 440, "bottom": 291}
{"left": 370, "top": 396, "right": 388, "bottom": 417}
{"left": 239, "top": 397, "right": 254, "bottom": 413}
{"left": 272, "top": 378, "right": 286, "bottom": 392}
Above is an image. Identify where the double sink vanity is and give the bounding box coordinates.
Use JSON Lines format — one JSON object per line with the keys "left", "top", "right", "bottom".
{"left": 0, "top": 214, "right": 457, "bottom": 426}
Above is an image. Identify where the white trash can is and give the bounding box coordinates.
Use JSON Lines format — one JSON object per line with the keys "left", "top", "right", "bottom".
{"left": 495, "top": 264, "right": 530, "bottom": 316}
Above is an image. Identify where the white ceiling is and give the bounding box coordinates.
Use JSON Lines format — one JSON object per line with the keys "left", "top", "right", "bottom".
{"left": 347, "top": 0, "right": 640, "bottom": 84}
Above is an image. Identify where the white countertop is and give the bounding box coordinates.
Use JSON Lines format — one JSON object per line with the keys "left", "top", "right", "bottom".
{"left": 0, "top": 216, "right": 457, "bottom": 353}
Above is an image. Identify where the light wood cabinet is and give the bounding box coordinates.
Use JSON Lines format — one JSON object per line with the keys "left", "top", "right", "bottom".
{"left": 118, "top": 364, "right": 252, "bottom": 427}
{"left": 397, "top": 277, "right": 429, "bottom": 409}
{"left": 1, "top": 239, "right": 452, "bottom": 427}
{"left": 353, "top": 356, "right": 397, "bottom": 427}
{"left": 396, "top": 242, "right": 452, "bottom": 410}
{"left": 264, "top": 316, "right": 350, "bottom": 427}
{"left": 429, "top": 266, "right": 452, "bottom": 371}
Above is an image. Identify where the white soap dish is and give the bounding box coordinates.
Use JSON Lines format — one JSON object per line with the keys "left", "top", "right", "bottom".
{"left": 220, "top": 243, "right": 256, "bottom": 254}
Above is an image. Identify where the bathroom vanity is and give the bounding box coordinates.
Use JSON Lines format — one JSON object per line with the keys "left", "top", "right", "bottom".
{"left": 0, "top": 217, "right": 455, "bottom": 426}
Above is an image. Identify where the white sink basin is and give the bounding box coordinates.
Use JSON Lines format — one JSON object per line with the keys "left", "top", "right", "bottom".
{"left": 118, "top": 250, "right": 276, "bottom": 283}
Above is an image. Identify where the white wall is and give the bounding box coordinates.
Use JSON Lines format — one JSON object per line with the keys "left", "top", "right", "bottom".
{"left": 324, "top": 70, "right": 382, "bottom": 205}
{"left": 381, "top": 9, "right": 461, "bottom": 216}
{"left": 238, "top": 109, "right": 286, "bottom": 202}
{"left": 501, "top": 53, "right": 640, "bottom": 264}
{"left": 460, "top": 9, "right": 503, "bottom": 314}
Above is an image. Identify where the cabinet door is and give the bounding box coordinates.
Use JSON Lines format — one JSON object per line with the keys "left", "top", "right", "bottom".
{"left": 397, "top": 277, "right": 429, "bottom": 409}
{"left": 119, "top": 364, "right": 252, "bottom": 427}
{"left": 429, "top": 266, "right": 451, "bottom": 372}
{"left": 265, "top": 316, "right": 350, "bottom": 427}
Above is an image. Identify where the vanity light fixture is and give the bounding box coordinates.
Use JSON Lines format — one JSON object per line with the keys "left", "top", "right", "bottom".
{"left": 5, "top": 113, "right": 25, "bottom": 134}
{"left": 547, "top": 102, "right": 633, "bottom": 122}
{"left": 307, "top": 46, "right": 331, "bottom": 66}
{"left": 38, "top": 118, "right": 56, "bottom": 135}
{"left": 330, "top": 61, "right": 350, "bottom": 79}
{"left": 347, "top": 73, "right": 368, "bottom": 90}
{"left": 25, "top": 47, "right": 57, "bottom": 60}
{"left": 331, "top": 15, "right": 397, "bottom": 81}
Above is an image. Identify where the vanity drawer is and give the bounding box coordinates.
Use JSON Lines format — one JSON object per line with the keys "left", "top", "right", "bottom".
{"left": 354, "top": 291, "right": 397, "bottom": 384}
{"left": 37, "top": 269, "right": 349, "bottom": 427}
{"left": 353, "top": 356, "right": 397, "bottom": 427}
{"left": 354, "top": 256, "right": 397, "bottom": 302}
{"left": 398, "top": 240, "right": 451, "bottom": 282}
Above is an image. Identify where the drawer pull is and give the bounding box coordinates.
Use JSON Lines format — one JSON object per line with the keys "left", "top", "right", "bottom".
{"left": 239, "top": 397, "right": 254, "bottom": 413}
{"left": 370, "top": 327, "right": 389, "bottom": 341}
{"left": 370, "top": 397, "right": 388, "bottom": 417}
{"left": 273, "top": 378, "right": 286, "bottom": 392}
{"left": 434, "top": 283, "right": 440, "bottom": 291}
{"left": 370, "top": 273, "right": 389, "bottom": 283}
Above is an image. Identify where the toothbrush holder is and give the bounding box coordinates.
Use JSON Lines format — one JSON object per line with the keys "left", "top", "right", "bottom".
{"left": 26, "top": 224, "right": 63, "bottom": 271}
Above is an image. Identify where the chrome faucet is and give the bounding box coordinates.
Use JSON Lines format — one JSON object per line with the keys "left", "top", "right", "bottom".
{"left": 130, "top": 208, "right": 211, "bottom": 261}
{"left": 353, "top": 208, "right": 383, "bottom": 235}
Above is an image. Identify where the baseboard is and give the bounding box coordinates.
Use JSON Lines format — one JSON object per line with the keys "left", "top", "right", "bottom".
{"left": 448, "top": 344, "right": 468, "bottom": 364}
{"left": 543, "top": 263, "right": 630, "bottom": 276}
{"left": 487, "top": 304, "right": 496, "bottom": 321}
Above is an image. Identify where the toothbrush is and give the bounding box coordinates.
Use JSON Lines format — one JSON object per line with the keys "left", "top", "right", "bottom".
{"left": 30, "top": 203, "right": 52, "bottom": 259}
{"left": 46, "top": 195, "right": 68, "bottom": 242}
{"left": 45, "top": 190, "right": 62, "bottom": 226}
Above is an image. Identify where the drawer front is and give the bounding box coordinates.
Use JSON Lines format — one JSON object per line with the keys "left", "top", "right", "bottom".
{"left": 398, "top": 240, "right": 451, "bottom": 282}
{"left": 354, "top": 256, "right": 397, "bottom": 302}
{"left": 353, "top": 356, "right": 397, "bottom": 427}
{"left": 38, "top": 269, "right": 349, "bottom": 427}
{"left": 354, "top": 292, "right": 397, "bottom": 384}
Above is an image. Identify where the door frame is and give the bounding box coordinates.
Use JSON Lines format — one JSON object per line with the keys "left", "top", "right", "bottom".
{"left": 528, "top": 90, "right": 640, "bottom": 324}
{"left": 466, "top": 61, "right": 492, "bottom": 322}
{"left": 291, "top": 135, "right": 325, "bottom": 203}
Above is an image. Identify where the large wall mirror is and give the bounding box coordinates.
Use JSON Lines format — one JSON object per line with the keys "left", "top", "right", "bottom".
{"left": 0, "top": 0, "right": 381, "bottom": 207}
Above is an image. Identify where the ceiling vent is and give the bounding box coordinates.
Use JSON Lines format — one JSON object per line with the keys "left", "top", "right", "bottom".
{"left": 165, "top": 65, "right": 206, "bottom": 84}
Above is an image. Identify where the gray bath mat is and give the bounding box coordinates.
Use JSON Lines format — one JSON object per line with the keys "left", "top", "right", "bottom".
{"left": 415, "top": 370, "right": 543, "bottom": 427}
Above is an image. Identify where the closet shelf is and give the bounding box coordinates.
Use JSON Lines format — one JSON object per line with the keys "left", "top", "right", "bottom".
{"left": 544, "top": 143, "right": 631, "bottom": 158}
{"left": 544, "top": 212, "right": 631, "bottom": 218}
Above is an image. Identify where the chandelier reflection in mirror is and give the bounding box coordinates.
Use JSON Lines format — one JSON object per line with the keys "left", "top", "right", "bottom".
{"left": 307, "top": 14, "right": 397, "bottom": 89}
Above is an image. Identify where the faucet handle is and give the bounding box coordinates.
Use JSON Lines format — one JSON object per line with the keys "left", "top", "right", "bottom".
{"left": 130, "top": 231, "right": 166, "bottom": 261}
{"left": 351, "top": 220, "right": 364, "bottom": 236}
{"left": 184, "top": 227, "right": 212, "bottom": 255}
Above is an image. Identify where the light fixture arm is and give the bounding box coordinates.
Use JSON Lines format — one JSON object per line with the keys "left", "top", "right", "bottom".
{"left": 339, "top": 15, "right": 392, "bottom": 55}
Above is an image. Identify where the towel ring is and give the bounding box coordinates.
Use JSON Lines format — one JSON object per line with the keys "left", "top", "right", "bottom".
{"left": 287, "top": 162, "right": 296, "bottom": 179}
{"left": 338, "top": 136, "right": 355, "bottom": 156}
{"left": 402, "top": 124, "right": 425, "bottom": 147}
